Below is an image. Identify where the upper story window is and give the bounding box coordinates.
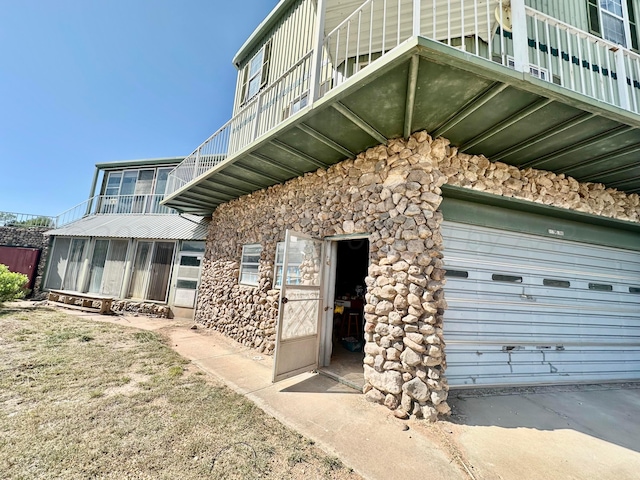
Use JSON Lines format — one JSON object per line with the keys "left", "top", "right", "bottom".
{"left": 241, "top": 41, "right": 271, "bottom": 103}
{"left": 101, "top": 167, "right": 175, "bottom": 214}
{"left": 588, "top": 0, "right": 639, "bottom": 49}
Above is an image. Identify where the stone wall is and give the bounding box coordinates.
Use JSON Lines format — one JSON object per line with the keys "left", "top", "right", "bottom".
{"left": 0, "top": 226, "right": 50, "bottom": 298}
{"left": 196, "top": 130, "right": 639, "bottom": 421}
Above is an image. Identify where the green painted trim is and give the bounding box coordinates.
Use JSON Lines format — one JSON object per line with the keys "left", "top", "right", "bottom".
{"left": 441, "top": 185, "right": 640, "bottom": 251}
{"left": 95, "top": 157, "right": 184, "bottom": 170}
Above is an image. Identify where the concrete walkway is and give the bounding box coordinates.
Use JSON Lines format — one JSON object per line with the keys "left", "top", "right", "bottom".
{"left": 41, "top": 304, "right": 640, "bottom": 480}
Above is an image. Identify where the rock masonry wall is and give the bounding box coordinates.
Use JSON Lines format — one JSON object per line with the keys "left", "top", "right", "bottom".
{"left": 196, "top": 130, "right": 640, "bottom": 421}
{"left": 0, "top": 226, "right": 50, "bottom": 298}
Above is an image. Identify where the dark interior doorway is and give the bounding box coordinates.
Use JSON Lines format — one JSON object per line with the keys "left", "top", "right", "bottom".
{"left": 323, "top": 238, "right": 369, "bottom": 389}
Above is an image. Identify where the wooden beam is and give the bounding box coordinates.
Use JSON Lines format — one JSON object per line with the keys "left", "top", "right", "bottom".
{"left": 332, "top": 102, "right": 387, "bottom": 145}
{"left": 297, "top": 123, "right": 355, "bottom": 158}
{"left": 404, "top": 55, "right": 420, "bottom": 139}
{"left": 521, "top": 125, "right": 634, "bottom": 169}
{"left": 433, "top": 83, "right": 508, "bottom": 138}
{"left": 459, "top": 98, "right": 553, "bottom": 152}
{"left": 491, "top": 113, "right": 593, "bottom": 162}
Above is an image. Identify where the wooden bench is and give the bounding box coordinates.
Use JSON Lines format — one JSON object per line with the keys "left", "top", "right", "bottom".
{"left": 47, "top": 290, "right": 113, "bottom": 315}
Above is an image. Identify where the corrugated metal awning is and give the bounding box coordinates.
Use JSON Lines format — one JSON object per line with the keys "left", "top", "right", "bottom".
{"left": 46, "top": 214, "right": 209, "bottom": 240}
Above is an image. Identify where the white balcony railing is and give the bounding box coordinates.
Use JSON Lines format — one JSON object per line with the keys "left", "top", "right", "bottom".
{"left": 165, "top": 0, "right": 640, "bottom": 199}
{"left": 54, "top": 194, "right": 177, "bottom": 228}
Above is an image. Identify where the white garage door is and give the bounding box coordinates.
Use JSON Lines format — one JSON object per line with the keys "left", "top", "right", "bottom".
{"left": 442, "top": 221, "right": 640, "bottom": 387}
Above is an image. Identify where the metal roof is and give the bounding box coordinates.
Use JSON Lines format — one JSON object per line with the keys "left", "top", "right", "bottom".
{"left": 95, "top": 157, "right": 185, "bottom": 170}
{"left": 46, "top": 214, "right": 209, "bottom": 240}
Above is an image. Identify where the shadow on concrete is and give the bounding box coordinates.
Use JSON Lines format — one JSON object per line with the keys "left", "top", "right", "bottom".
{"left": 447, "top": 382, "right": 640, "bottom": 454}
{"left": 279, "top": 374, "right": 361, "bottom": 394}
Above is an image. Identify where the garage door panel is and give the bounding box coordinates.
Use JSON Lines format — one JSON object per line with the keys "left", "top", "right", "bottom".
{"left": 443, "top": 221, "right": 640, "bottom": 387}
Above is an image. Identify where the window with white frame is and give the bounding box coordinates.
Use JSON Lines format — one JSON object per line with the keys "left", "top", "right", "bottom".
{"left": 273, "top": 241, "right": 303, "bottom": 289}
{"left": 127, "top": 241, "right": 176, "bottom": 302}
{"left": 588, "top": 0, "right": 639, "bottom": 49}
{"left": 240, "top": 244, "right": 262, "bottom": 286}
{"left": 240, "top": 42, "right": 271, "bottom": 103}
{"left": 45, "top": 237, "right": 89, "bottom": 292}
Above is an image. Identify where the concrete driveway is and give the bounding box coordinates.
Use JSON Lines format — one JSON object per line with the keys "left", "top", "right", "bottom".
{"left": 433, "top": 384, "right": 640, "bottom": 480}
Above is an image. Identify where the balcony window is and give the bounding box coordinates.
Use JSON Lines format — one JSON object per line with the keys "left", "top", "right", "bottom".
{"left": 241, "top": 41, "right": 271, "bottom": 103}
{"left": 588, "top": 0, "right": 639, "bottom": 49}
{"left": 101, "top": 167, "right": 175, "bottom": 214}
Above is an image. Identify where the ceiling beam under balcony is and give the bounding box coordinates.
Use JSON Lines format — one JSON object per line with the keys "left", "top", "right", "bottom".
{"left": 404, "top": 55, "right": 420, "bottom": 139}
{"left": 605, "top": 175, "right": 640, "bottom": 189}
{"left": 432, "top": 83, "right": 508, "bottom": 138}
{"left": 296, "top": 123, "right": 355, "bottom": 159}
{"left": 216, "top": 171, "right": 267, "bottom": 191}
{"left": 332, "top": 102, "right": 387, "bottom": 145}
{"left": 247, "top": 152, "right": 304, "bottom": 177}
{"left": 200, "top": 178, "right": 252, "bottom": 197}
{"left": 459, "top": 98, "right": 554, "bottom": 152}
{"left": 563, "top": 144, "right": 640, "bottom": 179}
{"left": 491, "top": 112, "right": 594, "bottom": 162}
{"left": 233, "top": 163, "right": 285, "bottom": 185}
{"left": 168, "top": 197, "right": 213, "bottom": 209}
{"left": 189, "top": 187, "right": 235, "bottom": 203}
{"left": 521, "top": 125, "right": 635, "bottom": 170}
{"left": 271, "top": 139, "right": 328, "bottom": 169}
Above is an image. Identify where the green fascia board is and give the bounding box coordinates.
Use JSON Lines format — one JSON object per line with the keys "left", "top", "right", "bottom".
{"left": 95, "top": 157, "right": 184, "bottom": 170}
{"left": 441, "top": 185, "right": 640, "bottom": 251}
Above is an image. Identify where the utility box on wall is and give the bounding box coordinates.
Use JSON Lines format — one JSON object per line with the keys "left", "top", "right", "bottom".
{"left": 0, "top": 246, "right": 41, "bottom": 290}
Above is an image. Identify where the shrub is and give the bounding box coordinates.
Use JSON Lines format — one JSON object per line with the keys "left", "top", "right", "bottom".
{"left": 0, "top": 264, "right": 29, "bottom": 304}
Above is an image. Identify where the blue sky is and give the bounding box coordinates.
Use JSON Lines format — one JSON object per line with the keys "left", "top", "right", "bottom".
{"left": 0, "top": 0, "right": 277, "bottom": 216}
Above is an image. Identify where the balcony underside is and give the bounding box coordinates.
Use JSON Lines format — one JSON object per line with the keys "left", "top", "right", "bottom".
{"left": 163, "top": 37, "right": 640, "bottom": 215}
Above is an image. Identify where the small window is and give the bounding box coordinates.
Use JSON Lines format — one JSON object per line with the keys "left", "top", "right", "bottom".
{"left": 445, "top": 270, "right": 469, "bottom": 279}
{"left": 180, "top": 256, "right": 201, "bottom": 267}
{"left": 543, "top": 279, "right": 571, "bottom": 288}
{"left": 176, "top": 279, "right": 198, "bottom": 290}
{"left": 492, "top": 274, "right": 523, "bottom": 283}
{"left": 589, "top": 283, "right": 613, "bottom": 292}
{"left": 181, "top": 241, "right": 205, "bottom": 252}
{"left": 241, "top": 41, "right": 271, "bottom": 103}
{"left": 240, "top": 244, "right": 262, "bottom": 286}
{"left": 630, "top": 287, "right": 640, "bottom": 294}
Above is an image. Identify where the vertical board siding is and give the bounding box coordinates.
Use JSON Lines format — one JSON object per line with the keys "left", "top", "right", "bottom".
{"left": 232, "top": 0, "right": 316, "bottom": 115}
{"left": 526, "top": 0, "right": 589, "bottom": 31}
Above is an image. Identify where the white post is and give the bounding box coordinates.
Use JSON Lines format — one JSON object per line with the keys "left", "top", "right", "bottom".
{"left": 511, "top": 0, "right": 529, "bottom": 73}
{"left": 614, "top": 48, "right": 631, "bottom": 110}
{"left": 309, "top": 0, "right": 327, "bottom": 103}
{"left": 413, "top": 0, "right": 421, "bottom": 37}
{"left": 194, "top": 147, "right": 201, "bottom": 178}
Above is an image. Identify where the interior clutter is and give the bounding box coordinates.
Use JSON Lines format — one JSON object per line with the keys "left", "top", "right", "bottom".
{"left": 332, "top": 239, "right": 369, "bottom": 357}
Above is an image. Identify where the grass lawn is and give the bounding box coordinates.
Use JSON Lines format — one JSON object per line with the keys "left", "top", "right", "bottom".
{"left": 0, "top": 305, "right": 361, "bottom": 479}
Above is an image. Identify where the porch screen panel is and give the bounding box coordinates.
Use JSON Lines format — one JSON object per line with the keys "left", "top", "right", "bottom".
{"left": 146, "top": 242, "right": 175, "bottom": 302}
{"left": 62, "top": 239, "right": 87, "bottom": 291}
{"left": 45, "top": 237, "right": 71, "bottom": 290}
{"left": 128, "top": 242, "right": 152, "bottom": 299}
{"left": 88, "top": 240, "right": 109, "bottom": 293}
{"left": 101, "top": 240, "right": 129, "bottom": 296}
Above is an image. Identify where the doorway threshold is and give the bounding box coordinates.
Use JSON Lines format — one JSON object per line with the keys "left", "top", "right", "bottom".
{"left": 318, "top": 367, "right": 364, "bottom": 392}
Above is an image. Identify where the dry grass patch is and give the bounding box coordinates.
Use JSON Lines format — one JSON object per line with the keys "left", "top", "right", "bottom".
{"left": 0, "top": 306, "right": 361, "bottom": 479}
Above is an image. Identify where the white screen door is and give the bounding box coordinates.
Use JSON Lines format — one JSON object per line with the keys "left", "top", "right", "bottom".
{"left": 272, "top": 230, "right": 324, "bottom": 383}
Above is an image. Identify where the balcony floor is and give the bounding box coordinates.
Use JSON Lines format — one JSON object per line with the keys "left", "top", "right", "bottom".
{"left": 163, "top": 37, "right": 640, "bottom": 215}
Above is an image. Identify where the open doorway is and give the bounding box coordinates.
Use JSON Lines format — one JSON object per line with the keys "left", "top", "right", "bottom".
{"left": 320, "top": 237, "right": 369, "bottom": 389}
